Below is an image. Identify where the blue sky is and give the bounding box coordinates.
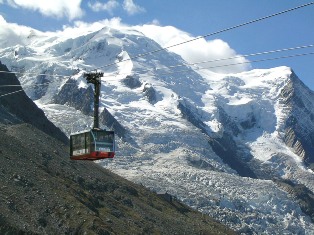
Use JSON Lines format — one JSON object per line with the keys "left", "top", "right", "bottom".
{"left": 0, "top": 0, "right": 313, "bottom": 89}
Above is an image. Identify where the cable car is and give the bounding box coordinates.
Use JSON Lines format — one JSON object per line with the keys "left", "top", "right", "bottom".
{"left": 70, "top": 129, "right": 115, "bottom": 160}
{"left": 70, "top": 72, "right": 115, "bottom": 161}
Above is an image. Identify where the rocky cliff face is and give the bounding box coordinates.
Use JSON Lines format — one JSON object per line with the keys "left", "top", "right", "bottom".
{"left": 54, "top": 78, "right": 94, "bottom": 116}
{"left": 280, "top": 71, "right": 314, "bottom": 164}
{"left": 0, "top": 62, "right": 68, "bottom": 144}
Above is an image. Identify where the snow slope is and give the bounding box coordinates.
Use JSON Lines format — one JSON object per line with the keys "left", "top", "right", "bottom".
{"left": 0, "top": 25, "right": 314, "bottom": 234}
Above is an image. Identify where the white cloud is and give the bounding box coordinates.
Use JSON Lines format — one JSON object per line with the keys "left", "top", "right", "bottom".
{"left": 4, "top": 0, "right": 84, "bottom": 20}
{"left": 0, "top": 15, "right": 42, "bottom": 47}
{"left": 87, "top": 0, "right": 145, "bottom": 16}
{"left": 135, "top": 24, "right": 250, "bottom": 73}
{"left": 88, "top": 0, "right": 119, "bottom": 14}
{"left": 123, "top": 0, "right": 145, "bottom": 15}
{"left": 149, "top": 19, "right": 160, "bottom": 26}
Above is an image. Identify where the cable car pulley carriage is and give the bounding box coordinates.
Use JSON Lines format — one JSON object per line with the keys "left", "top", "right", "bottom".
{"left": 70, "top": 72, "right": 115, "bottom": 161}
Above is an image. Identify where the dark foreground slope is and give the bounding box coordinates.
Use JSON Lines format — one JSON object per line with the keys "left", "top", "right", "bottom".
{"left": 0, "top": 123, "right": 236, "bottom": 235}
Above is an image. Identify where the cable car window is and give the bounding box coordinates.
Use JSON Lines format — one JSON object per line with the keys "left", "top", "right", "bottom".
{"left": 71, "top": 132, "right": 89, "bottom": 156}
{"left": 91, "top": 131, "right": 114, "bottom": 152}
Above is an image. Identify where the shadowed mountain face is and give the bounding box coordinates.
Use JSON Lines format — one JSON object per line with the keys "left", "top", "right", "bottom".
{"left": 0, "top": 62, "right": 68, "bottom": 144}
{"left": 280, "top": 71, "right": 314, "bottom": 164}
{"left": 0, "top": 63, "right": 235, "bottom": 234}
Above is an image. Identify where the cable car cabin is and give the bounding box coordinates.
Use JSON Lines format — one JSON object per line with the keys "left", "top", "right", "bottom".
{"left": 70, "top": 129, "right": 115, "bottom": 160}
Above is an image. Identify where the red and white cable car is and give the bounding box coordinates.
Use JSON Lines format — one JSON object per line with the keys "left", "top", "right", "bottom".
{"left": 70, "top": 129, "right": 115, "bottom": 160}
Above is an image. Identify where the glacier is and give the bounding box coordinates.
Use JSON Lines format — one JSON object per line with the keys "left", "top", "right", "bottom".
{"left": 0, "top": 24, "right": 314, "bottom": 234}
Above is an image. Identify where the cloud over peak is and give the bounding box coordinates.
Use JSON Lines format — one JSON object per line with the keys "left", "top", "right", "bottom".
{"left": 0, "top": 15, "right": 43, "bottom": 47}
{"left": 136, "top": 24, "right": 250, "bottom": 73}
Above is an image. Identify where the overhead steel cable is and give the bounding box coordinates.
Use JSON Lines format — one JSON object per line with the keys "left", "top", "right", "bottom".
{"left": 0, "top": 89, "right": 24, "bottom": 98}
{"left": 167, "top": 44, "right": 314, "bottom": 69}
{"left": 0, "top": 70, "right": 70, "bottom": 78}
{"left": 97, "top": 43, "right": 314, "bottom": 78}
{"left": 1, "top": 51, "right": 313, "bottom": 98}
{"left": 200, "top": 51, "right": 314, "bottom": 70}
{"left": 92, "top": 2, "right": 314, "bottom": 71}
{"left": 133, "top": 51, "right": 314, "bottom": 78}
{"left": 0, "top": 82, "right": 77, "bottom": 98}
{"left": 0, "top": 44, "right": 314, "bottom": 81}
{"left": 0, "top": 43, "right": 313, "bottom": 82}
{"left": 0, "top": 82, "right": 53, "bottom": 88}
{"left": 0, "top": 81, "right": 76, "bottom": 88}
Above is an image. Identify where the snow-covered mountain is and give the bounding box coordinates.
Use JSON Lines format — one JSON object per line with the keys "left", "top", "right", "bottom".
{"left": 1, "top": 25, "right": 314, "bottom": 234}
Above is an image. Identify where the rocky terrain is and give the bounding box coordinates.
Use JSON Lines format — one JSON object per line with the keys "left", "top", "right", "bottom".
{"left": 0, "top": 123, "right": 236, "bottom": 235}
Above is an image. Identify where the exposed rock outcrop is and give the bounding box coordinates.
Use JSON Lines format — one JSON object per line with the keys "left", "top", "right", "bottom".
{"left": 122, "top": 75, "right": 142, "bottom": 89}
{"left": 280, "top": 71, "right": 314, "bottom": 164}
{"left": 143, "top": 83, "right": 156, "bottom": 104}
{"left": 53, "top": 78, "right": 94, "bottom": 116}
{"left": 100, "top": 108, "right": 127, "bottom": 138}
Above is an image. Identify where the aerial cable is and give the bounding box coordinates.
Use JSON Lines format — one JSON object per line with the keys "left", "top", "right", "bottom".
{"left": 163, "top": 2, "right": 314, "bottom": 51}
{"left": 0, "top": 82, "right": 77, "bottom": 97}
{"left": 0, "top": 89, "right": 24, "bottom": 98}
{"left": 202, "top": 51, "right": 314, "bottom": 70}
{"left": 0, "top": 70, "right": 69, "bottom": 78}
{"left": 0, "top": 43, "right": 313, "bottom": 81}
{"left": 83, "top": 43, "right": 314, "bottom": 79}
{"left": 1, "top": 3, "right": 312, "bottom": 98}
{"left": 167, "top": 44, "right": 314, "bottom": 69}
{"left": 97, "top": 43, "right": 314, "bottom": 78}
{"left": 0, "top": 81, "right": 77, "bottom": 88}
{"left": 92, "top": 2, "right": 314, "bottom": 71}
{"left": 0, "top": 82, "right": 52, "bottom": 88}
{"left": 140, "top": 51, "right": 314, "bottom": 78}
{"left": 0, "top": 51, "right": 313, "bottom": 98}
